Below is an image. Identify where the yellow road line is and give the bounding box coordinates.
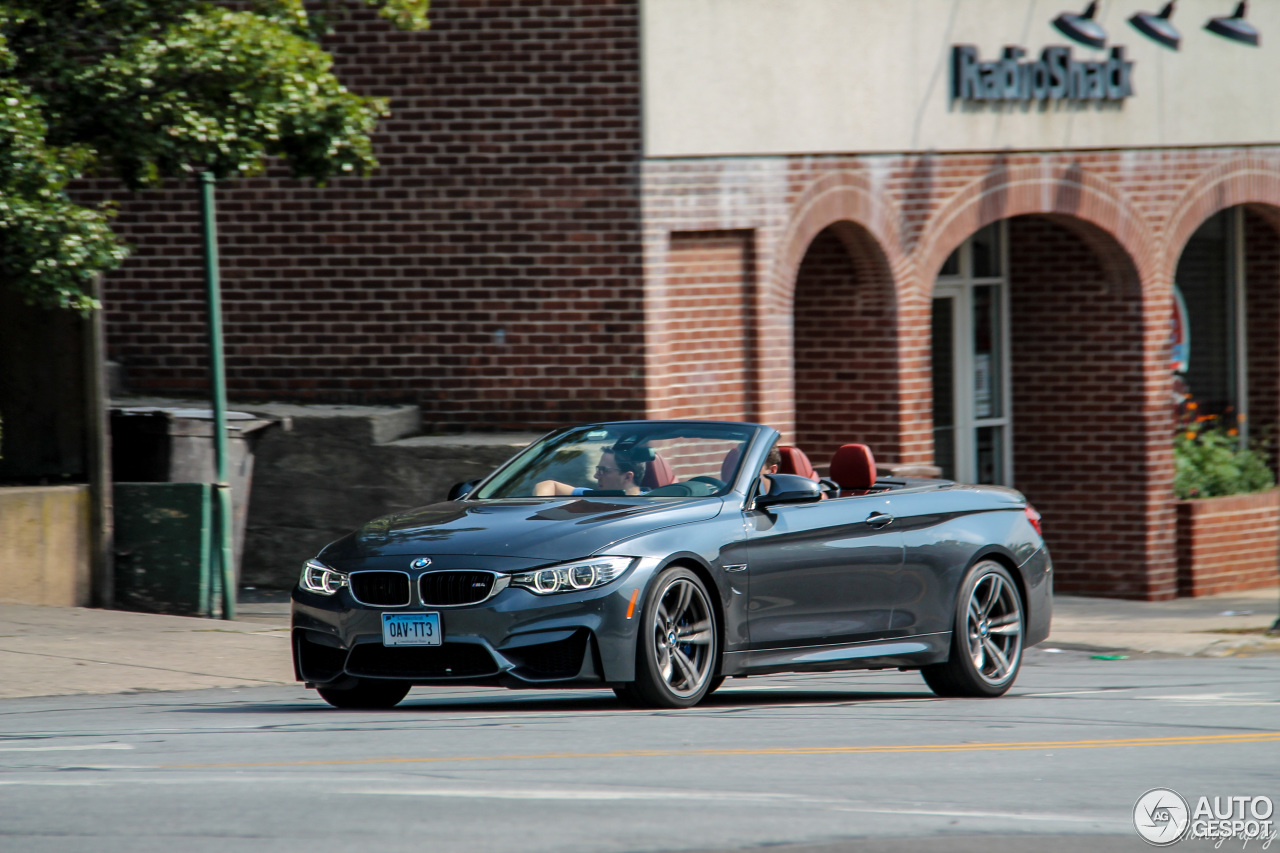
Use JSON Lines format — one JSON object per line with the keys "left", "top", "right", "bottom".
{"left": 165, "top": 731, "right": 1280, "bottom": 770}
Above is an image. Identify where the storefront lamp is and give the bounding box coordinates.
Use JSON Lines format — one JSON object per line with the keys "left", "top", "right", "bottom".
{"left": 1053, "top": 2, "right": 1108, "bottom": 49}
{"left": 1130, "top": 3, "right": 1181, "bottom": 50}
{"left": 1206, "top": 2, "right": 1259, "bottom": 46}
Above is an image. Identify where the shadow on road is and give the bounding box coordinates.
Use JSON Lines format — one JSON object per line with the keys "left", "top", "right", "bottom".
{"left": 169, "top": 686, "right": 938, "bottom": 715}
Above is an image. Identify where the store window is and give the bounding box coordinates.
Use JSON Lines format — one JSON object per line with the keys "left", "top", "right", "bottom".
{"left": 1175, "top": 209, "right": 1247, "bottom": 440}
{"left": 932, "top": 222, "right": 1012, "bottom": 484}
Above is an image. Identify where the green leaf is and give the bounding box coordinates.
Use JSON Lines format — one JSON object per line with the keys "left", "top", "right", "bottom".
{"left": 0, "top": 0, "right": 427, "bottom": 311}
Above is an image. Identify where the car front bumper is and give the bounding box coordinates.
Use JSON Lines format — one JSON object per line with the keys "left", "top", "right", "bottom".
{"left": 291, "top": 558, "right": 662, "bottom": 688}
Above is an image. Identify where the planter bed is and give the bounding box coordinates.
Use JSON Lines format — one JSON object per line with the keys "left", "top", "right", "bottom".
{"left": 1176, "top": 489, "right": 1280, "bottom": 597}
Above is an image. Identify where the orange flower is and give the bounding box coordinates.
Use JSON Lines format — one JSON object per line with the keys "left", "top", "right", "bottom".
{"left": 1228, "top": 428, "right": 1239, "bottom": 437}
{"left": 1185, "top": 431, "right": 1196, "bottom": 440}
{"left": 1187, "top": 402, "right": 1199, "bottom": 410}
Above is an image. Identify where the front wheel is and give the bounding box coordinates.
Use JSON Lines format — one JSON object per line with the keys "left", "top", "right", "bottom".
{"left": 316, "top": 679, "right": 411, "bottom": 709}
{"left": 626, "top": 567, "right": 719, "bottom": 708}
{"left": 921, "top": 560, "right": 1024, "bottom": 698}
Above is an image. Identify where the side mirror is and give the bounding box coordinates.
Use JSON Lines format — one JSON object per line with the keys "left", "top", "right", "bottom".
{"left": 754, "top": 473, "right": 823, "bottom": 509}
{"left": 448, "top": 479, "right": 481, "bottom": 501}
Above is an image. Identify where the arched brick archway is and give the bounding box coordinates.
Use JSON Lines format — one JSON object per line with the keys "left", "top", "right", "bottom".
{"left": 915, "top": 168, "right": 1179, "bottom": 597}
{"left": 1002, "top": 215, "right": 1161, "bottom": 597}
{"left": 1163, "top": 167, "right": 1280, "bottom": 596}
{"left": 1166, "top": 162, "right": 1280, "bottom": 474}
{"left": 791, "top": 223, "right": 902, "bottom": 467}
{"left": 762, "top": 173, "right": 912, "bottom": 445}
{"left": 916, "top": 164, "right": 1158, "bottom": 292}
{"left": 1165, "top": 157, "right": 1280, "bottom": 279}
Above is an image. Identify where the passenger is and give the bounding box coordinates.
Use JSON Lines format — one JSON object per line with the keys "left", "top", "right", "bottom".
{"left": 534, "top": 445, "right": 648, "bottom": 496}
{"left": 759, "top": 446, "right": 782, "bottom": 489}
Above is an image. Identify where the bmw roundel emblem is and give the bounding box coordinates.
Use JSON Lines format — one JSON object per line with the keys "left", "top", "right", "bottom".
{"left": 410, "top": 557, "right": 432, "bottom": 569}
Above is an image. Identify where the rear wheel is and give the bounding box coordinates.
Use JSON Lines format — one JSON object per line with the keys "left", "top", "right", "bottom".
{"left": 316, "top": 679, "right": 411, "bottom": 709}
{"left": 921, "top": 560, "right": 1024, "bottom": 698}
{"left": 625, "top": 567, "right": 719, "bottom": 708}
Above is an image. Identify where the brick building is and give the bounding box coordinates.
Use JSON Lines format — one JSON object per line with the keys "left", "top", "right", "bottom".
{"left": 91, "top": 0, "right": 1280, "bottom": 599}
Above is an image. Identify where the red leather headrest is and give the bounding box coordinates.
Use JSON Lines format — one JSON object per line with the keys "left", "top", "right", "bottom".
{"left": 641, "top": 453, "right": 675, "bottom": 489}
{"left": 777, "top": 445, "right": 819, "bottom": 481}
{"left": 829, "top": 444, "right": 877, "bottom": 490}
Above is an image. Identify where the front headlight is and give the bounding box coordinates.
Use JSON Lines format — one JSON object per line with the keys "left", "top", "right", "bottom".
{"left": 299, "top": 559, "right": 348, "bottom": 595}
{"left": 511, "top": 556, "right": 633, "bottom": 595}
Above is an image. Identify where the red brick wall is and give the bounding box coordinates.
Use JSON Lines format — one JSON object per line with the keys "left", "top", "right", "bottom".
{"left": 648, "top": 231, "right": 753, "bottom": 421}
{"left": 1006, "top": 216, "right": 1152, "bottom": 596}
{"left": 85, "top": 0, "right": 645, "bottom": 430}
{"left": 1177, "top": 490, "right": 1280, "bottom": 596}
{"left": 1008, "top": 216, "right": 1152, "bottom": 594}
{"left": 793, "top": 227, "right": 900, "bottom": 469}
{"left": 73, "top": 0, "right": 1280, "bottom": 599}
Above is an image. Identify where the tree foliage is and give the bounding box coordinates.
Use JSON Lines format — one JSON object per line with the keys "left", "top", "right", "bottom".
{"left": 0, "top": 0, "right": 428, "bottom": 311}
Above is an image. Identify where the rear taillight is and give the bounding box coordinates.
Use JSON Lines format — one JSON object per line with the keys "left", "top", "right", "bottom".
{"left": 1025, "top": 504, "right": 1043, "bottom": 536}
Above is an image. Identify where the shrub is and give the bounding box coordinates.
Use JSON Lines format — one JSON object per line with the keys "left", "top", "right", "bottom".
{"left": 1174, "top": 424, "right": 1274, "bottom": 500}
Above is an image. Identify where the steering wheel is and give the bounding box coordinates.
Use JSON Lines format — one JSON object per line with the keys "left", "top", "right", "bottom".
{"left": 646, "top": 483, "right": 694, "bottom": 496}
{"left": 687, "top": 476, "right": 726, "bottom": 490}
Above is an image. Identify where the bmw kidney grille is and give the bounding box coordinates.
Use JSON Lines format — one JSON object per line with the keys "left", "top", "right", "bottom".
{"left": 348, "top": 571, "right": 411, "bottom": 606}
{"left": 420, "top": 571, "right": 496, "bottom": 606}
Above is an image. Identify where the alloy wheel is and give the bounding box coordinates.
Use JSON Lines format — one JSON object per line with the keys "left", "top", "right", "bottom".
{"left": 650, "top": 576, "right": 715, "bottom": 698}
{"left": 964, "top": 570, "right": 1023, "bottom": 686}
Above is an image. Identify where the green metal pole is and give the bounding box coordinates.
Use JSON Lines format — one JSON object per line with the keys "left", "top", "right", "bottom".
{"left": 200, "top": 172, "right": 236, "bottom": 620}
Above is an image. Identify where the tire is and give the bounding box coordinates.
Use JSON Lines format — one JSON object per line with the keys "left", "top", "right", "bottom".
{"left": 316, "top": 679, "right": 411, "bottom": 709}
{"left": 612, "top": 683, "right": 642, "bottom": 706}
{"left": 617, "top": 675, "right": 725, "bottom": 707}
{"left": 626, "top": 567, "right": 719, "bottom": 708}
{"left": 921, "top": 560, "right": 1024, "bottom": 698}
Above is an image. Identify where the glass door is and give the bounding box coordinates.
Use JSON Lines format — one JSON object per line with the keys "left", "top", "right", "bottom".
{"left": 931, "top": 223, "right": 1012, "bottom": 485}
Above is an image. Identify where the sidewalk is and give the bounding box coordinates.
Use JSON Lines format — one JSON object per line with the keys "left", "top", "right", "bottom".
{"left": 1, "top": 589, "right": 1277, "bottom": 700}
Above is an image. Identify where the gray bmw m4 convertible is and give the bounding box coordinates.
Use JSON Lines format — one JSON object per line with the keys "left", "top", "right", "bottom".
{"left": 292, "top": 420, "right": 1052, "bottom": 709}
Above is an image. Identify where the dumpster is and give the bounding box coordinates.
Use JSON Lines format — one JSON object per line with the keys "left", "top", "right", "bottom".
{"left": 111, "top": 407, "right": 275, "bottom": 615}
{"left": 113, "top": 482, "right": 214, "bottom": 616}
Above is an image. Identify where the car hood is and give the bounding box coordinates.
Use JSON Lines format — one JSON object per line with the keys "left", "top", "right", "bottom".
{"left": 318, "top": 497, "right": 724, "bottom": 564}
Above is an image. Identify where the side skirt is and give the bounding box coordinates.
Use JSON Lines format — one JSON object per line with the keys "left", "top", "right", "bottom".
{"left": 722, "top": 632, "right": 951, "bottom": 676}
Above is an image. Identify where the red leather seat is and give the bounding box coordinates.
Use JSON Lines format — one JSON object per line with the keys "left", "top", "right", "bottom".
{"left": 777, "top": 445, "right": 819, "bottom": 481}
{"left": 641, "top": 453, "right": 676, "bottom": 489}
{"left": 829, "top": 444, "right": 877, "bottom": 496}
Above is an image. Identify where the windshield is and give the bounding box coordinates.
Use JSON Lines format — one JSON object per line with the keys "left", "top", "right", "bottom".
{"left": 474, "top": 422, "right": 758, "bottom": 500}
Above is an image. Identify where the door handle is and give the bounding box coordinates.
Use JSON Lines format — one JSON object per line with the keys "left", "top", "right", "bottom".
{"left": 865, "top": 512, "right": 894, "bottom": 529}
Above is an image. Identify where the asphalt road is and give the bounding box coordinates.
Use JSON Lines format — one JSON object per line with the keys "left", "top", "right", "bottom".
{"left": 2, "top": 648, "right": 1278, "bottom": 853}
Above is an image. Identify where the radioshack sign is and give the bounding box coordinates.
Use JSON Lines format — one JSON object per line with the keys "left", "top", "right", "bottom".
{"left": 951, "top": 45, "right": 1135, "bottom": 102}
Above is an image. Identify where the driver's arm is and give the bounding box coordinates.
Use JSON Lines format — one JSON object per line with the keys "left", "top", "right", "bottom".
{"left": 534, "top": 479, "right": 578, "bottom": 496}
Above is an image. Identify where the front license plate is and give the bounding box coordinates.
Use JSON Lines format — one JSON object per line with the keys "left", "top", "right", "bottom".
{"left": 381, "top": 612, "right": 442, "bottom": 646}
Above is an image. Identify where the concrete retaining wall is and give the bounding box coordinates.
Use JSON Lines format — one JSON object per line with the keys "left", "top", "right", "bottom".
{"left": 238, "top": 403, "right": 537, "bottom": 588}
{"left": 0, "top": 485, "right": 91, "bottom": 606}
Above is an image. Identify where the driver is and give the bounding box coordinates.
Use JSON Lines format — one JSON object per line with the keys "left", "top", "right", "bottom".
{"left": 534, "top": 445, "right": 648, "bottom": 496}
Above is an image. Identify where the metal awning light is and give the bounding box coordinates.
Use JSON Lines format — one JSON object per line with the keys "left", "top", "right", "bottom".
{"left": 1205, "top": 2, "right": 1259, "bottom": 46}
{"left": 1130, "top": 3, "right": 1181, "bottom": 50}
{"left": 1053, "top": 2, "right": 1108, "bottom": 49}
